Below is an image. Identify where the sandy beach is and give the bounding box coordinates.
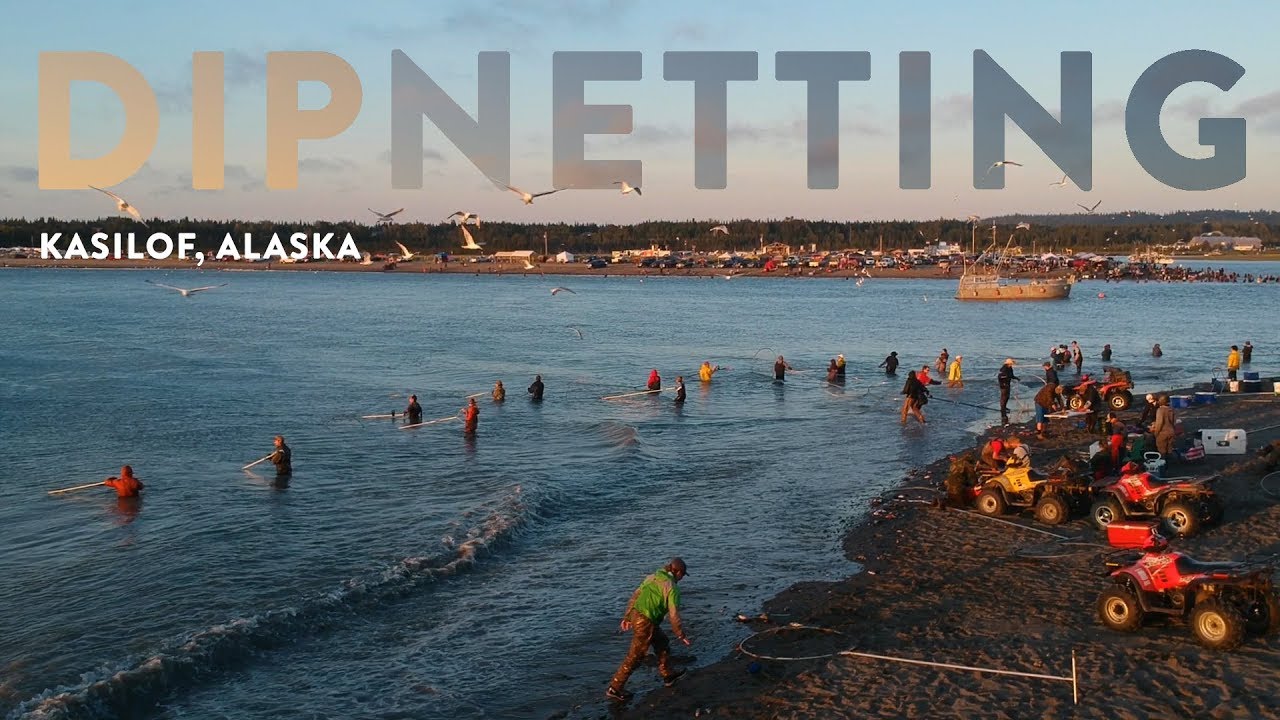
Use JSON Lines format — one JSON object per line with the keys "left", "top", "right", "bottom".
{"left": 621, "top": 387, "right": 1280, "bottom": 719}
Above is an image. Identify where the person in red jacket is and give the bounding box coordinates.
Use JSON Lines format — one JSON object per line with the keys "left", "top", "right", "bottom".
{"left": 104, "top": 465, "right": 143, "bottom": 498}
{"left": 463, "top": 398, "right": 479, "bottom": 436}
{"left": 647, "top": 369, "right": 662, "bottom": 391}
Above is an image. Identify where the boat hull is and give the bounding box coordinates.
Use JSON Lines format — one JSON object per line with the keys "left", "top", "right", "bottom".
{"left": 955, "top": 276, "right": 1073, "bottom": 301}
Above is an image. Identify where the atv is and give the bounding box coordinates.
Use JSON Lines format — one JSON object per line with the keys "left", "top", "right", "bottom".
{"left": 1089, "top": 463, "right": 1222, "bottom": 537}
{"left": 973, "top": 464, "right": 1094, "bottom": 525}
{"left": 1061, "top": 367, "right": 1134, "bottom": 412}
{"left": 1097, "top": 526, "right": 1280, "bottom": 650}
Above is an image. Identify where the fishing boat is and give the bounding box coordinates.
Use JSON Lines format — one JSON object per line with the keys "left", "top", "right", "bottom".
{"left": 1126, "top": 246, "right": 1176, "bottom": 265}
{"left": 956, "top": 223, "right": 1073, "bottom": 301}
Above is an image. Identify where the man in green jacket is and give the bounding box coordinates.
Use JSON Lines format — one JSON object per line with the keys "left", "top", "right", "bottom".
{"left": 606, "top": 557, "right": 691, "bottom": 702}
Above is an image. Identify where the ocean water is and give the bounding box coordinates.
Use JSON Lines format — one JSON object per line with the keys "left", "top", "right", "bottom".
{"left": 1, "top": 266, "right": 1277, "bottom": 720}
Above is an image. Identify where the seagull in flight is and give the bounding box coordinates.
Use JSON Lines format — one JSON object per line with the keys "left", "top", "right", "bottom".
{"left": 503, "top": 183, "right": 562, "bottom": 205}
{"left": 709, "top": 225, "right": 729, "bottom": 235}
{"left": 550, "top": 287, "right": 576, "bottom": 296}
{"left": 446, "top": 211, "right": 481, "bottom": 227}
{"left": 966, "top": 214, "right": 981, "bottom": 224}
{"left": 983, "top": 160, "right": 1023, "bottom": 176}
{"left": 89, "top": 186, "right": 147, "bottom": 225}
{"left": 612, "top": 181, "right": 641, "bottom": 197}
{"left": 359, "top": 252, "right": 373, "bottom": 266}
{"left": 460, "top": 225, "right": 485, "bottom": 251}
{"left": 369, "top": 208, "right": 404, "bottom": 224}
{"left": 394, "top": 242, "right": 417, "bottom": 262}
{"left": 146, "top": 280, "right": 226, "bottom": 297}
{"left": 1015, "top": 222, "right": 1032, "bottom": 231}
{"left": 1049, "top": 175, "right": 1069, "bottom": 188}
{"left": 522, "top": 259, "right": 537, "bottom": 270}
{"left": 1077, "top": 200, "right": 1102, "bottom": 214}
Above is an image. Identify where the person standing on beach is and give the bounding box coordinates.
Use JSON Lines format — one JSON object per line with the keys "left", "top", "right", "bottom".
{"left": 879, "top": 351, "right": 899, "bottom": 375}
{"left": 1101, "top": 344, "right": 1113, "bottom": 362}
{"left": 1033, "top": 382, "right": 1059, "bottom": 439}
{"left": 1150, "top": 395, "right": 1176, "bottom": 456}
{"left": 774, "top": 356, "right": 793, "bottom": 381}
{"left": 647, "top": 369, "right": 662, "bottom": 391}
{"left": 1243, "top": 340, "right": 1253, "bottom": 363}
{"left": 698, "top": 361, "right": 719, "bottom": 383}
{"left": 607, "top": 558, "right": 691, "bottom": 702}
{"left": 947, "top": 355, "right": 964, "bottom": 388}
{"left": 103, "top": 465, "right": 143, "bottom": 498}
{"left": 462, "top": 398, "right": 479, "bottom": 436}
{"left": 673, "top": 376, "right": 686, "bottom": 403}
{"left": 997, "top": 359, "right": 1018, "bottom": 425}
{"left": 405, "top": 394, "right": 423, "bottom": 424}
{"left": 528, "top": 375, "right": 544, "bottom": 401}
{"left": 492, "top": 380, "right": 505, "bottom": 402}
{"left": 269, "top": 435, "right": 292, "bottom": 477}
{"left": 1226, "top": 345, "right": 1241, "bottom": 381}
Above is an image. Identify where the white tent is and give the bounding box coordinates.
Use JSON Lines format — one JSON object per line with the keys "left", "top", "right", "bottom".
{"left": 493, "top": 250, "right": 535, "bottom": 262}
{"left": 555, "top": 251, "right": 576, "bottom": 263}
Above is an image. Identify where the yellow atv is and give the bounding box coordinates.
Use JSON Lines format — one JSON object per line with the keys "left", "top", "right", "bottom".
{"left": 974, "top": 465, "right": 1094, "bottom": 525}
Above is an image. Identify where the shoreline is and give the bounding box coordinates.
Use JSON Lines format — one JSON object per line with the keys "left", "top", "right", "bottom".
{"left": 621, "top": 383, "right": 1280, "bottom": 719}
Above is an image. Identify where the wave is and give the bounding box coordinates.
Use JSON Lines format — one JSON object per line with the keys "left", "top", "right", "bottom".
{"left": 8, "top": 487, "right": 538, "bottom": 720}
{"left": 596, "top": 420, "right": 640, "bottom": 449}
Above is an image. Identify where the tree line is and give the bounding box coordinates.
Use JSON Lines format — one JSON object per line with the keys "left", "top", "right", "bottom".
{"left": 2, "top": 211, "right": 1274, "bottom": 256}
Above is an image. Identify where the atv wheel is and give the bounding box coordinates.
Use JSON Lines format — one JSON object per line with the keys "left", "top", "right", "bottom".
{"left": 1109, "top": 390, "right": 1133, "bottom": 411}
{"left": 1034, "top": 495, "right": 1069, "bottom": 526}
{"left": 1067, "top": 395, "right": 1086, "bottom": 411}
{"left": 1091, "top": 498, "right": 1124, "bottom": 529}
{"left": 1098, "top": 586, "right": 1144, "bottom": 632}
{"left": 1190, "top": 600, "right": 1245, "bottom": 651}
{"left": 1161, "top": 501, "right": 1201, "bottom": 537}
{"left": 975, "top": 488, "right": 1007, "bottom": 516}
{"left": 1243, "top": 592, "right": 1280, "bottom": 637}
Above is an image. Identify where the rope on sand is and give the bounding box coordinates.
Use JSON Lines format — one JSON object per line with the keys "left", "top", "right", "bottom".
{"left": 738, "top": 624, "right": 1080, "bottom": 704}
{"left": 1262, "top": 472, "right": 1280, "bottom": 499}
{"left": 948, "top": 508, "right": 1071, "bottom": 540}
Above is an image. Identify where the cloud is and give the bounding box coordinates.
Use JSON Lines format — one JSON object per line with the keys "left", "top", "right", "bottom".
{"left": 377, "top": 148, "right": 447, "bottom": 165}
{"left": 935, "top": 93, "right": 973, "bottom": 128}
{"left": 154, "top": 50, "right": 267, "bottom": 113}
{"left": 1, "top": 166, "right": 39, "bottom": 184}
{"left": 668, "top": 21, "right": 708, "bottom": 43}
{"left": 299, "top": 157, "right": 359, "bottom": 174}
{"left": 1095, "top": 100, "right": 1125, "bottom": 126}
{"left": 157, "top": 164, "right": 260, "bottom": 195}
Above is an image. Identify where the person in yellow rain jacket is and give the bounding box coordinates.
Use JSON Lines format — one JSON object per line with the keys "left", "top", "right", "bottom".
{"left": 1226, "top": 345, "right": 1241, "bottom": 381}
{"left": 698, "top": 361, "right": 719, "bottom": 383}
{"left": 948, "top": 355, "right": 964, "bottom": 388}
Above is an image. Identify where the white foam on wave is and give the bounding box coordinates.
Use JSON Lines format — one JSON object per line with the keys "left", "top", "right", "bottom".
{"left": 9, "top": 487, "right": 537, "bottom": 720}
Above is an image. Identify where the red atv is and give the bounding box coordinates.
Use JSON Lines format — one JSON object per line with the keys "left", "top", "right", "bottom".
{"left": 1089, "top": 463, "right": 1222, "bottom": 537}
{"left": 1061, "top": 367, "right": 1135, "bottom": 411}
{"left": 1097, "top": 523, "right": 1280, "bottom": 650}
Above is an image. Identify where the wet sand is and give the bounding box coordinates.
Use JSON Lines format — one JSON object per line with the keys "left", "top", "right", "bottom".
{"left": 621, "top": 388, "right": 1280, "bottom": 719}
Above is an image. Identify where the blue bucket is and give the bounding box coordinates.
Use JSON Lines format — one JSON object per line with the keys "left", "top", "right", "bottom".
{"left": 1243, "top": 371, "right": 1260, "bottom": 382}
{"left": 1170, "top": 395, "right": 1192, "bottom": 408}
{"left": 1194, "top": 392, "right": 1217, "bottom": 404}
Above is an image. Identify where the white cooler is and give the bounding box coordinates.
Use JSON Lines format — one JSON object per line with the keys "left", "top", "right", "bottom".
{"left": 1200, "top": 429, "right": 1247, "bottom": 455}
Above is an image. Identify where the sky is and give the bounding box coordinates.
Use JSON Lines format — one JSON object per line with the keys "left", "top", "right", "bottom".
{"left": 1, "top": 0, "right": 1278, "bottom": 224}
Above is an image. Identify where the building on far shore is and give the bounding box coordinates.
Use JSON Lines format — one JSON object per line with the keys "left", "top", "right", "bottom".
{"left": 1190, "top": 233, "right": 1264, "bottom": 251}
{"left": 493, "top": 250, "right": 536, "bottom": 264}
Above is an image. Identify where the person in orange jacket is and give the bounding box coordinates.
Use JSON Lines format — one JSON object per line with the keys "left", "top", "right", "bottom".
{"left": 104, "top": 465, "right": 144, "bottom": 498}
{"left": 463, "top": 398, "right": 479, "bottom": 435}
